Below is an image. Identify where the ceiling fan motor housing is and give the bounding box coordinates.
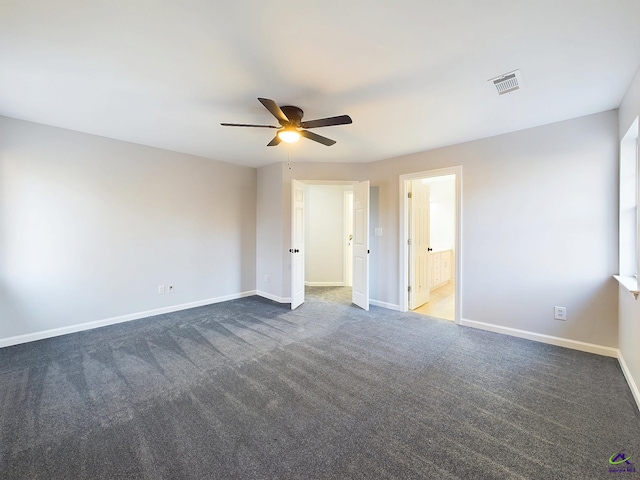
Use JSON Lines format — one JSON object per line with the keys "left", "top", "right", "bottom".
{"left": 280, "top": 106, "right": 304, "bottom": 126}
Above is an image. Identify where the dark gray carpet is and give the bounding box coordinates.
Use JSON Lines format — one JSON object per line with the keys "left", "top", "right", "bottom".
{"left": 1, "top": 288, "right": 639, "bottom": 479}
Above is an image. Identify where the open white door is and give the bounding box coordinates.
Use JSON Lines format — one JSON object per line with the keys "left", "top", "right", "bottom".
{"left": 409, "top": 180, "right": 431, "bottom": 309}
{"left": 344, "top": 191, "right": 354, "bottom": 287}
{"left": 291, "top": 180, "right": 305, "bottom": 310}
{"left": 352, "top": 181, "right": 370, "bottom": 310}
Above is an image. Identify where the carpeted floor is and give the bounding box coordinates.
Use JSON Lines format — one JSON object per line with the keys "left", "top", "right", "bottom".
{"left": 1, "top": 288, "right": 639, "bottom": 479}
{"left": 305, "top": 285, "right": 353, "bottom": 305}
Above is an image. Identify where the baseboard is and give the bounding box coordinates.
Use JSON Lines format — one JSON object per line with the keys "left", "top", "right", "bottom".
{"left": 0, "top": 290, "right": 257, "bottom": 349}
{"left": 460, "top": 318, "right": 619, "bottom": 358}
{"left": 304, "top": 281, "right": 345, "bottom": 287}
{"left": 370, "top": 299, "right": 402, "bottom": 311}
{"left": 618, "top": 352, "right": 640, "bottom": 412}
{"left": 256, "top": 290, "right": 291, "bottom": 304}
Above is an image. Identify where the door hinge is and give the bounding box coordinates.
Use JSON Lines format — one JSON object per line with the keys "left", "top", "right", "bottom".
{"left": 408, "top": 192, "right": 412, "bottom": 199}
{"left": 408, "top": 238, "right": 412, "bottom": 245}
{"left": 408, "top": 286, "right": 411, "bottom": 292}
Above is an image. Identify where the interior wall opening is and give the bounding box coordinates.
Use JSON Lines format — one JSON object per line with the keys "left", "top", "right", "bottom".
{"left": 399, "top": 167, "right": 462, "bottom": 323}
{"left": 409, "top": 174, "right": 456, "bottom": 321}
{"left": 303, "top": 184, "right": 354, "bottom": 305}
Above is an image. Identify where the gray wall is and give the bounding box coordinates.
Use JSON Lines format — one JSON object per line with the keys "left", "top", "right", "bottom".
{"left": 256, "top": 162, "right": 285, "bottom": 300}
{"left": 0, "top": 116, "right": 256, "bottom": 341}
{"left": 259, "top": 110, "right": 619, "bottom": 349}
{"left": 1, "top": 105, "right": 625, "bottom": 370}
{"left": 367, "top": 110, "right": 619, "bottom": 347}
{"left": 618, "top": 65, "right": 640, "bottom": 402}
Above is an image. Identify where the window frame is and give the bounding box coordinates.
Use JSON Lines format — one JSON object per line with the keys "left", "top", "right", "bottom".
{"left": 616, "top": 117, "right": 640, "bottom": 298}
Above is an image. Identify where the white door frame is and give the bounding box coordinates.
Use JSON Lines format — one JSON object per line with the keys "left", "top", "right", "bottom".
{"left": 399, "top": 166, "right": 462, "bottom": 323}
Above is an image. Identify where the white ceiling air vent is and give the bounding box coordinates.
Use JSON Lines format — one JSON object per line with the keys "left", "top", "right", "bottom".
{"left": 489, "top": 69, "right": 523, "bottom": 95}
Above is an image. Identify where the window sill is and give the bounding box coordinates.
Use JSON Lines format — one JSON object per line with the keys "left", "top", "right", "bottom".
{"left": 614, "top": 275, "right": 639, "bottom": 299}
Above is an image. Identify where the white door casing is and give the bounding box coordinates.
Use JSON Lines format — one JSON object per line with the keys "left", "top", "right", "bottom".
{"left": 409, "top": 180, "right": 431, "bottom": 309}
{"left": 291, "top": 180, "right": 305, "bottom": 310}
{"left": 352, "top": 181, "right": 370, "bottom": 310}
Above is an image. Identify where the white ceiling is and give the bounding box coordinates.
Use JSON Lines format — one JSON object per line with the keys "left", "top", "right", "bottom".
{"left": 1, "top": 1, "right": 640, "bottom": 168}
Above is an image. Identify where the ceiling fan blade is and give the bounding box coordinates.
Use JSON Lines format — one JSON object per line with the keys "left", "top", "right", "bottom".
{"left": 258, "top": 98, "right": 289, "bottom": 125}
{"left": 300, "top": 115, "right": 353, "bottom": 129}
{"left": 220, "top": 123, "right": 279, "bottom": 128}
{"left": 267, "top": 135, "right": 282, "bottom": 147}
{"left": 299, "top": 129, "right": 336, "bottom": 146}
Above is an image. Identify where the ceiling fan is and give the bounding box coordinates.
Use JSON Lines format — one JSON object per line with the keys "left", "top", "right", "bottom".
{"left": 221, "top": 98, "right": 352, "bottom": 147}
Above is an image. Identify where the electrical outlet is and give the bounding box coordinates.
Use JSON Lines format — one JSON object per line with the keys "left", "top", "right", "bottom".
{"left": 158, "top": 285, "right": 165, "bottom": 294}
{"left": 168, "top": 284, "right": 174, "bottom": 293}
{"left": 554, "top": 306, "right": 566, "bottom": 321}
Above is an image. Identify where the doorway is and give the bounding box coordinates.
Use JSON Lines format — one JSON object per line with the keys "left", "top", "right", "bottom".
{"left": 291, "top": 181, "right": 370, "bottom": 310}
{"left": 304, "top": 183, "right": 353, "bottom": 289}
{"left": 399, "top": 167, "right": 462, "bottom": 323}
{"left": 305, "top": 185, "right": 353, "bottom": 307}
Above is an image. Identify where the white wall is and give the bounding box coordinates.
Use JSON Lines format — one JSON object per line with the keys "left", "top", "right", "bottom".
{"left": 0, "top": 116, "right": 256, "bottom": 342}
{"left": 617, "top": 65, "right": 640, "bottom": 408}
{"left": 423, "top": 176, "right": 455, "bottom": 252}
{"left": 304, "top": 185, "right": 346, "bottom": 285}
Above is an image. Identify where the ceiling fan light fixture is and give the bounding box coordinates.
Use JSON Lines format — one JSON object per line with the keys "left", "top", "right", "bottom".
{"left": 278, "top": 128, "right": 300, "bottom": 143}
{"left": 221, "top": 98, "right": 349, "bottom": 147}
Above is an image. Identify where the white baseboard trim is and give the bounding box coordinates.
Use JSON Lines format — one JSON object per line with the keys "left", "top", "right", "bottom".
{"left": 0, "top": 290, "right": 257, "bottom": 349}
{"left": 618, "top": 352, "right": 640, "bottom": 412}
{"left": 460, "top": 318, "right": 619, "bottom": 358}
{"left": 256, "top": 290, "right": 291, "bottom": 304}
{"left": 304, "top": 281, "right": 345, "bottom": 287}
{"left": 370, "top": 299, "right": 402, "bottom": 311}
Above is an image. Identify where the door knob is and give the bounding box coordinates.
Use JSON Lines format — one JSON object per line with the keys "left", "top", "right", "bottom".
{"left": 428, "top": 247, "right": 433, "bottom": 252}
